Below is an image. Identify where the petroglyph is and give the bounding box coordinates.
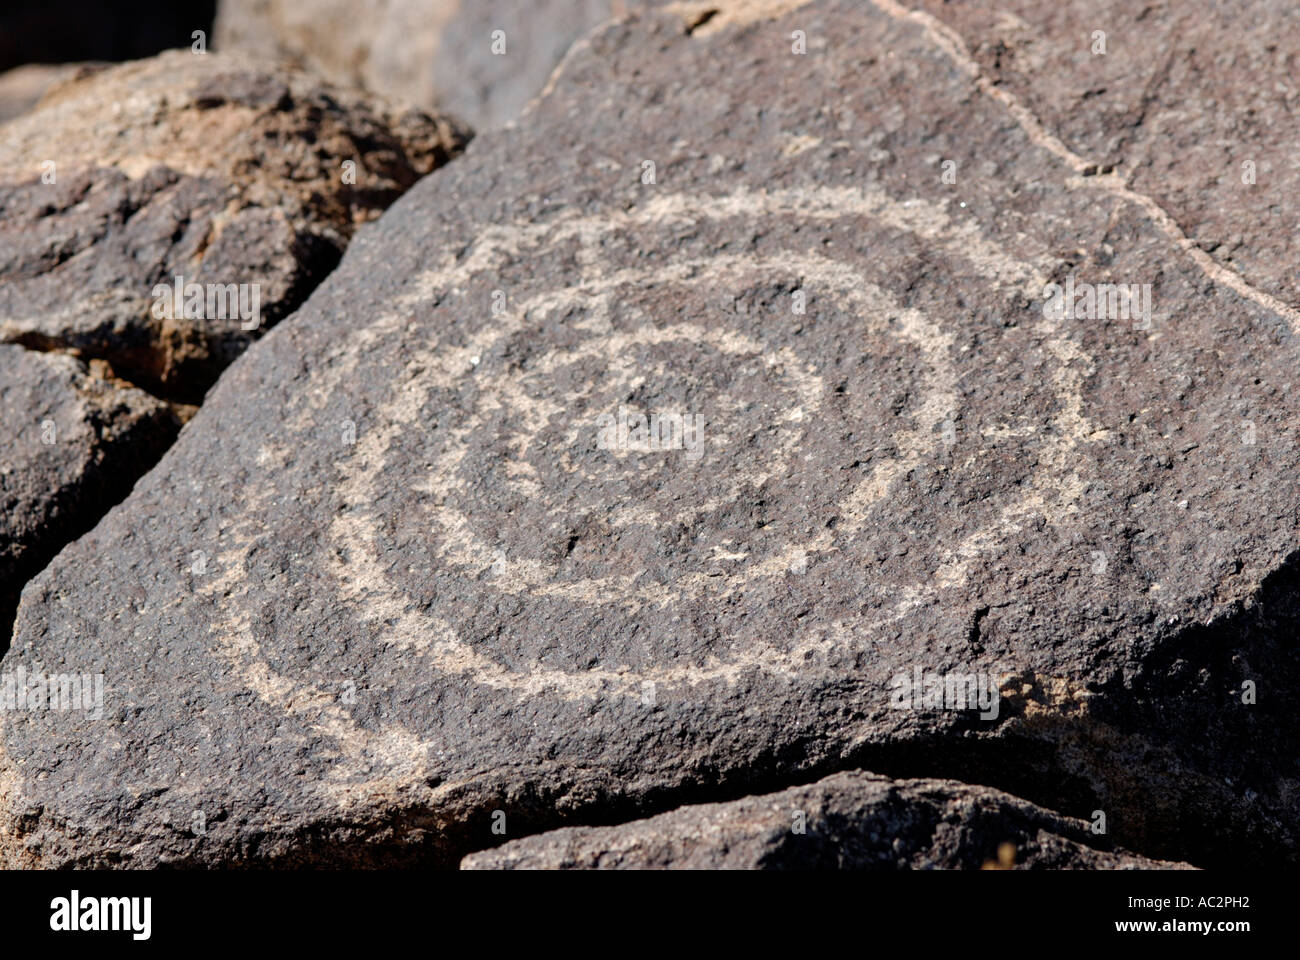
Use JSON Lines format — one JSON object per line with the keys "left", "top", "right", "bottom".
{"left": 176, "top": 179, "right": 1090, "bottom": 743}
{"left": 7, "top": 0, "right": 1299, "bottom": 871}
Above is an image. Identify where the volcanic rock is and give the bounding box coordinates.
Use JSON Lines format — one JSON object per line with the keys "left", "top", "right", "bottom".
{"left": 0, "top": 345, "right": 180, "bottom": 644}
{"left": 0, "top": 49, "right": 468, "bottom": 402}
{"left": 910, "top": 0, "right": 1300, "bottom": 312}
{"left": 2, "top": 0, "right": 1297, "bottom": 869}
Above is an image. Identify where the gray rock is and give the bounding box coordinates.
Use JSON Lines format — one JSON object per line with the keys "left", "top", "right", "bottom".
{"left": 0, "top": 49, "right": 468, "bottom": 401}
{"left": 214, "top": 0, "right": 657, "bottom": 130}
{"left": 461, "top": 771, "right": 1192, "bottom": 869}
{"left": 2, "top": 0, "right": 1296, "bottom": 869}
{"left": 0, "top": 345, "right": 181, "bottom": 643}
{"left": 911, "top": 0, "right": 1300, "bottom": 314}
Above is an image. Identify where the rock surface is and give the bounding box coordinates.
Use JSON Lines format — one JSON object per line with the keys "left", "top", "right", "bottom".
{"left": 2, "top": 0, "right": 1298, "bottom": 869}
{"left": 0, "top": 345, "right": 181, "bottom": 643}
{"left": 214, "top": 0, "right": 651, "bottom": 130}
{"left": 911, "top": 0, "right": 1300, "bottom": 313}
{"left": 461, "top": 770, "right": 1191, "bottom": 869}
{"left": 0, "top": 49, "right": 468, "bottom": 401}
{"left": 0, "top": 64, "right": 100, "bottom": 125}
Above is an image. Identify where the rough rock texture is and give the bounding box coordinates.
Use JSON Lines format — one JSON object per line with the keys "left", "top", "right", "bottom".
{"left": 2, "top": 0, "right": 1298, "bottom": 869}
{"left": 0, "top": 49, "right": 468, "bottom": 401}
{"left": 0, "top": 345, "right": 181, "bottom": 643}
{"left": 912, "top": 0, "right": 1300, "bottom": 314}
{"left": 214, "top": 0, "right": 656, "bottom": 130}
{"left": 461, "top": 771, "right": 1191, "bottom": 869}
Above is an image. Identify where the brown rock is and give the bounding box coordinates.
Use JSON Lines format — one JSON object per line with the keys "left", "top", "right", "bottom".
{"left": 0, "top": 49, "right": 468, "bottom": 401}
{"left": 0, "top": 64, "right": 104, "bottom": 125}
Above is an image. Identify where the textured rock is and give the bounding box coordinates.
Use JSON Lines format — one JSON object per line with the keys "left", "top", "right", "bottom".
{"left": 214, "top": 0, "right": 650, "bottom": 130}
{"left": 461, "top": 771, "right": 1191, "bottom": 869}
{"left": 910, "top": 0, "right": 1300, "bottom": 313}
{"left": 2, "top": 0, "right": 1298, "bottom": 869}
{"left": 0, "top": 49, "right": 468, "bottom": 401}
{"left": 0, "top": 345, "right": 181, "bottom": 643}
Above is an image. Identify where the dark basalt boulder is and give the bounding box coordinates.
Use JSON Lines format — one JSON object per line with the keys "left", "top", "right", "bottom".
{"left": 0, "top": 345, "right": 181, "bottom": 643}
{"left": 0, "top": 49, "right": 468, "bottom": 402}
{"left": 2, "top": 1, "right": 1295, "bottom": 869}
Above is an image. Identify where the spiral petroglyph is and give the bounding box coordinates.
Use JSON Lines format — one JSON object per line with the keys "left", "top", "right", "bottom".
{"left": 6, "top": 0, "right": 1300, "bottom": 875}
{"left": 181, "top": 179, "right": 1106, "bottom": 740}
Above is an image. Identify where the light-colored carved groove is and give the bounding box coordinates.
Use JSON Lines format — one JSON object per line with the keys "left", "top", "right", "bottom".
{"left": 195, "top": 181, "right": 1086, "bottom": 796}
